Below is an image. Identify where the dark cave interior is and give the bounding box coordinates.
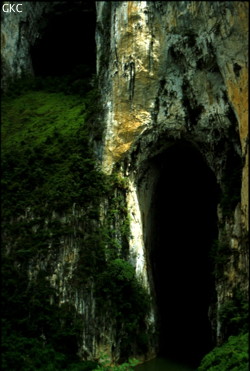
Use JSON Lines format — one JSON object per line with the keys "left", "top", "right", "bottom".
{"left": 30, "top": 2, "right": 96, "bottom": 77}
{"left": 148, "top": 142, "right": 220, "bottom": 367}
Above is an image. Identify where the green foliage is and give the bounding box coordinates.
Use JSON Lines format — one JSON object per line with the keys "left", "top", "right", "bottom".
{"left": 95, "top": 259, "right": 151, "bottom": 356}
{"left": 1, "top": 78, "right": 105, "bottom": 368}
{"left": 1, "top": 86, "right": 103, "bottom": 215}
{"left": 198, "top": 286, "right": 249, "bottom": 371}
{"left": 1, "top": 333, "right": 66, "bottom": 371}
{"left": 3, "top": 64, "right": 96, "bottom": 98}
{"left": 198, "top": 332, "right": 249, "bottom": 371}
{"left": 99, "top": 173, "right": 131, "bottom": 261}
{"left": 210, "top": 236, "right": 232, "bottom": 278}
{"left": 2, "top": 91, "right": 84, "bottom": 149}
{"left": 1, "top": 330, "right": 98, "bottom": 370}
{"left": 93, "top": 354, "right": 139, "bottom": 370}
{"left": 1, "top": 75, "right": 151, "bottom": 368}
{"left": 218, "top": 288, "right": 249, "bottom": 340}
{"left": 1, "top": 259, "right": 84, "bottom": 369}
{"left": 67, "top": 361, "right": 98, "bottom": 371}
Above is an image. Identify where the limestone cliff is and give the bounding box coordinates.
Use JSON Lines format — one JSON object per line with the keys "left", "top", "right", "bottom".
{"left": 1, "top": 0, "right": 249, "bottom": 366}
{"left": 97, "top": 2, "right": 248, "bottom": 221}
{"left": 96, "top": 0, "right": 248, "bottom": 347}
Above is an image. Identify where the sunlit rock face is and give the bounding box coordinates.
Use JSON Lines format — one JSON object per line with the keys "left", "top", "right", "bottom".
{"left": 97, "top": 0, "right": 248, "bottom": 356}
{"left": 97, "top": 1, "right": 248, "bottom": 223}
{"left": 1, "top": 0, "right": 248, "bottom": 364}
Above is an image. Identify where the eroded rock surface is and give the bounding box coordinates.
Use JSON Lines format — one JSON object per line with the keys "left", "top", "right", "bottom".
{"left": 97, "top": 0, "right": 248, "bottom": 347}
{"left": 1, "top": 0, "right": 248, "bottom": 363}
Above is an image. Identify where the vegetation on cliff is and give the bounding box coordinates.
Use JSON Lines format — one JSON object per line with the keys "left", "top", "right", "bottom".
{"left": 198, "top": 332, "right": 249, "bottom": 371}
{"left": 1, "top": 71, "right": 247, "bottom": 371}
{"left": 198, "top": 285, "right": 249, "bottom": 370}
{"left": 1, "top": 74, "right": 150, "bottom": 370}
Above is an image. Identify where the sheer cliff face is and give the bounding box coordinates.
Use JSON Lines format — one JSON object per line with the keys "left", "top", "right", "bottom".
{"left": 1, "top": 0, "right": 248, "bottom": 363}
{"left": 97, "top": 1, "right": 248, "bottom": 222}
{"left": 97, "top": 0, "right": 248, "bottom": 344}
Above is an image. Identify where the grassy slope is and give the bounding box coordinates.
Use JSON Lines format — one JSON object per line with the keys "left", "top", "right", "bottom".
{"left": 2, "top": 91, "right": 85, "bottom": 149}
{"left": 1, "top": 86, "right": 103, "bottom": 215}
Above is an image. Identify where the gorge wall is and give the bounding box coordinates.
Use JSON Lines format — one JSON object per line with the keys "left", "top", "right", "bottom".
{"left": 96, "top": 0, "right": 249, "bottom": 361}
{"left": 1, "top": 0, "right": 249, "bottom": 367}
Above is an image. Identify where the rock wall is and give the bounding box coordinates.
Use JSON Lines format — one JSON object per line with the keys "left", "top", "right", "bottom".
{"left": 1, "top": 1, "right": 122, "bottom": 363}
{"left": 97, "top": 1, "right": 248, "bottom": 218}
{"left": 1, "top": 0, "right": 248, "bottom": 363}
{"left": 1, "top": 2, "right": 53, "bottom": 87}
{"left": 97, "top": 0, "right": 248, "bottom": 345}
{"left": 21, "top": 204, "right": 118, "bottom": 361}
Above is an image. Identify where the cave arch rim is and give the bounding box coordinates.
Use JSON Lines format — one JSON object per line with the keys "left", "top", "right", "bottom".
{"left": 132, "top": 137, "right": 217, "bottom": 188}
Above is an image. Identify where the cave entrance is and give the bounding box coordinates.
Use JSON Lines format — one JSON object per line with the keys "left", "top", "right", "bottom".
{"left": 30, "top": 2, "right": 96, "bottom": 77}
{"left": 142, "top": 142, "right": 219, "bottom": 367}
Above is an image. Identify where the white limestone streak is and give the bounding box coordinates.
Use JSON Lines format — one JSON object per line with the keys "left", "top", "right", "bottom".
{"left": 126, "top": 175, "right": 156, "bottom": 331}
{"left": 126, "top": 176, "right": 148, "bottom": 288}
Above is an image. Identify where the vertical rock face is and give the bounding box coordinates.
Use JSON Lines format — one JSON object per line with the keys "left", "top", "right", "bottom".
{"left": 1, "top": 0, "right": 248, "bottom": 364}
{"left": 98, "top": 2, "right": 248, "bottom": 177}
{"left": 97, "top": 0, "right": 248, "bottom": 348}
{"left": 1, "top": 2, "right": 52, "bottom": 87}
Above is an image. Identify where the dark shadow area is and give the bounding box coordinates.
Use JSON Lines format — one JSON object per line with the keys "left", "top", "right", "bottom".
{"left": 149, "top": 142, "right": 219, "bottom": 367}
{"left": 30, "top": 2, "right": 96, "bottom": 77}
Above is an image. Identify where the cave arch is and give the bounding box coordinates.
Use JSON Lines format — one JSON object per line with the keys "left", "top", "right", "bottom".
{"left": 137, "top": 141, "right": 220, "bottom": 367}
{"left": 30, "top": 2, "right": 96, "bottom": 77}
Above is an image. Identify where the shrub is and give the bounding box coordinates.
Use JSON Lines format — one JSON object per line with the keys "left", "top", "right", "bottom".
{"left": 218, "top": 288, "right": 249, "bottom": 340}
{"left": 93, "top": 354, "right": 139, "bottom": 370}
{"left": 198, "top": 332, "right": 249, "bottom": 371}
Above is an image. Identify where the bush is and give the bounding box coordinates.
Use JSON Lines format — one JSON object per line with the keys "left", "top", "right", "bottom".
{"left": 95, "top": 259, "right": 151, "bottom": 356}
{"left": 1, "top": 333, "right": 66, "bottom": 370}
{"left": 198, "top": 332, "right": 249, "bottom": 371}
{"left": 93, "top": 354, "right": 139, "bottom": 370}
{"left": 218, "top": 287, "right": 249, "bottom": 340}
